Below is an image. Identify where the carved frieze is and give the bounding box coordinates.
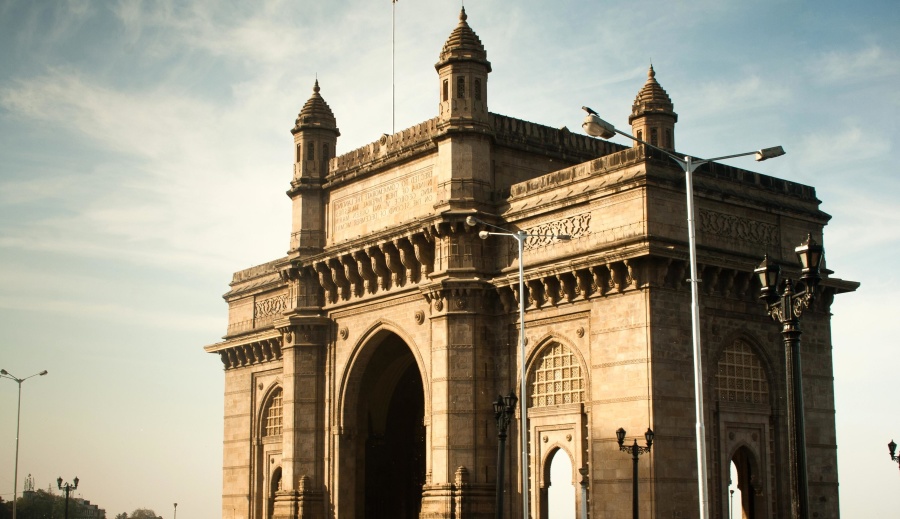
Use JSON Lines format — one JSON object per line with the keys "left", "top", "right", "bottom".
{"left": 521, "top": 213, "right": 592, "bottom": 252}
{"left": 699, "top": 209, "right": 778, "bottom": 246}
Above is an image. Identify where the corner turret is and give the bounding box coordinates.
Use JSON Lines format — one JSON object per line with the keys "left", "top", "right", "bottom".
{"left": 435, "top": 7, "right": 491, "bottom": 128}
{"left": 628, "top": 65, "right": 677, "bottom": 151}
{"left": 287, "top": 80, "right": 339, "bottom": 254}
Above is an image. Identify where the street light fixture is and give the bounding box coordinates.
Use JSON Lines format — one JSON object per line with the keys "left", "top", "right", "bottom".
{"left": 1, "top": 368, "right": 48, "bottom": 519}
{"left": 466, "top": 215, "right": 570, "bottom": 519}
{"left": 174, "top": 502, "right": 178, "bottom": 519}
{"left": 754, "top": 234, "right": 824, "bottom": 519}
{"left": 57, "top": 476, "right": 79, "bottom": 519}
{"left": 616, "top": 427, "right": 654, "bottom": 519}
{"left": 581, "top": 107, "right": 785, "bottom": 519}
{"left": 494, "top": 392, "right": 518, "bottom": 519}
{"left": 889, "top": 440, "right": 900, "bottom": 472}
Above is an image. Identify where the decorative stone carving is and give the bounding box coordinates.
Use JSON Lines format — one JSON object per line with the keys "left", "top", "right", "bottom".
{"left": 521, "top": 213, "right": 592, "bottom": 251}
{"left": 699, "top": 209, "right": 779, "bottom": 246}
{"left": 254, "top": 294, "right": 288, "bottom": 320}
{"left": 414, "top": 310, "right": 425, "bottom": 325}
{"left": 339, "top": 326, "right": 349, "bottom": 340}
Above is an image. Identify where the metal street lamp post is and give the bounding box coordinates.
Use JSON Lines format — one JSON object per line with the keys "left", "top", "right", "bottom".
{"left": 755, "top": 235, "right": 824, "bottom": 519}
{"left": 57, "top": 477, "right": 79, "bottom": 519}
{"left": 1, "top": 368, "right": 48, "bottom": 519}
{"left": 494, "top": 392, "right": 518, "bottom": 519}
{"left": 888, "top": 440, "right": 900, "bottom": 472}
{"left": 582, "top": 107, "right": 785, "bottom": 519}
{"left": 616, "top": 427, "right": 654, "bottom": 519}
{"left": 174, "top": 502, "right": 178, "bottom": 519}
{"left": 466, "top": 215, "right": 570, "bottom": 519}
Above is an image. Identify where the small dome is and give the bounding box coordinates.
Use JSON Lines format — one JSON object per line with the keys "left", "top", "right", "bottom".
{"left": 291, "top": 80, "right": 339, "bottom": 134}
{"left": 435, "top": 7, "right": 491, "bottom": 71}
{"left": 628, "top": 65, "right": 677, "bottom": 124}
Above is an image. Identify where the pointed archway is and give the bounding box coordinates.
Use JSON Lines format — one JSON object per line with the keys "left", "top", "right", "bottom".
{"left": 343, "top": 331, "right": 426, "bottom": 519}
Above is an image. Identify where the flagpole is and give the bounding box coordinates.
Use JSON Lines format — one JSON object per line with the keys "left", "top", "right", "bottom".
{"left": 392, "top": 0, "right": 396, "bottom": 134}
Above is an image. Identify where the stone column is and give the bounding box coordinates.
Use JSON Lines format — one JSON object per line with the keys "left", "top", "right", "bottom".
{"left": 420, "top": 281, "right": 496, "bottom": 519}
{"left": 273, "top": 316, "right": 330, "bottom": 519}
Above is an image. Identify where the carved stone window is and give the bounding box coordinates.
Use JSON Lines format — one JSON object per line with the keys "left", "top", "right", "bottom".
{"left": 474, "top": 78, "right": 482, "bottom": 101}
{"left": 457, "top": 76, "right": 465, "bottom": 99}
{"left": 531, "top": 343, "right": 584, "bottom": 407}
{"left": 307, "top": 141, "right": 315, "bottom": 161}
{"left": 636, "top": 130, "right": 643, "bottom": 143}
{"left": 650, "top": 128, "right": 658, "bottom": 146}
{"left": 443, "top": 79, "right": 449, "bottom": 101}
{"left": 716, "top": 340, "right": 769, "bottom": 405}
{"left": 264, "top": 388, "right": 283, "bottom": 436}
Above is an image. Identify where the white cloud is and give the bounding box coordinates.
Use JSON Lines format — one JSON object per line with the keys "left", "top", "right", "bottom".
{"left": 685, "top": 74, "right": 790, "bottom": 119}
{"left": 794, "top": 123, "right": 890, "bottom": 169}
{"left": 813, "top": 44, "right": 897, "bottom": 84}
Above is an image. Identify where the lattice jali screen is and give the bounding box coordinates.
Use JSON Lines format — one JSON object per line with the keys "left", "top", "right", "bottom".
{"left": 716, "top": 340, "right": 769, "bottom": 405}
{"left": 264, "top": 388, "right": 284, "bottom": 436}
{"left": 531, "top": 343, "right": 584, "bottom": 407}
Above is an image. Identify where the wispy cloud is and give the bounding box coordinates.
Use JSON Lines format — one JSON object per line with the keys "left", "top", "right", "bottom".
{"left": 813, "top": 44, "right": 897, "bottom": 84}
{"left": 794, "top": 123, "right": 890, "bottom": 169}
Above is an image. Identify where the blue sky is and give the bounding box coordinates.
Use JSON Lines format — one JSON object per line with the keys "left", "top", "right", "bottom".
{"left": 1, "top": 1, "right": 897, "bottom": 517}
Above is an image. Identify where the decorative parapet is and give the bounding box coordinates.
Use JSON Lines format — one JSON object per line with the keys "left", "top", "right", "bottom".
{"left": 328, "top": 118, "right": 440, "bottom": 182}
{"left": 491, "top": 113, "right": 621, "bottom": 160}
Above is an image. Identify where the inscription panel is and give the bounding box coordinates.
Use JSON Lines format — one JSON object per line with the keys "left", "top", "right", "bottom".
{"left": 330, "top": 165, "right": 435, "bottom": 241}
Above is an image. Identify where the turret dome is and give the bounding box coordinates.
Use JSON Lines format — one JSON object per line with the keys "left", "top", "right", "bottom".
{"left": 291, "top": 80, "right": 339, "bottom": 135}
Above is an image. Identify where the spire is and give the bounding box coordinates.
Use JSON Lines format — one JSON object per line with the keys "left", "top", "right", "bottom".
{"left": 628, "top": 65, "right": 677, "bottom": 124}
{"left": 435, "top": 7, "right": 491, "bottom": 71}
{"left": 291, "top": 80, "right": 339, "bottom": 135}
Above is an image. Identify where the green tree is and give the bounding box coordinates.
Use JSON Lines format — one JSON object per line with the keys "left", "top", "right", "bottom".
{"left": 115, "top": 513, "right": 128, "bottom": 519}
{"left": 130, "top": 509, "right": 161, "bottom": 519}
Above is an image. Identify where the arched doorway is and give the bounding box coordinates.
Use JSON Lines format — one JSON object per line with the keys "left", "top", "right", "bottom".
{"left": 349, "top": 332, "right": 426, "bottom": 519}
{"left": 731, "top": 446, "right": 761, "bottom": 519}
{"left": 545, "top": 449, "right": 576, "bottom": 519}
{"left": 268, "top": 467, "right": 281, "bottom": 519}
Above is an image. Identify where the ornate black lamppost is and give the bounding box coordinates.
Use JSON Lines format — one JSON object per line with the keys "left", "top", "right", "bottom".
{"left": 174, "top": 502, "right": 178, "bottom": 519}
{"left": 616, "top": 427, "right": 654, "bottom": 519}
{"left": 493, "top": 392, "right": 517, "bottom": 519}
{"left": 889, "top": 440, "right": 900, "bottom": 472}
{"left": 754, "top": 234, "right": 824, "bottom": 519}
{"left": 57, "top": 477, "right": 78, "bottom": 519}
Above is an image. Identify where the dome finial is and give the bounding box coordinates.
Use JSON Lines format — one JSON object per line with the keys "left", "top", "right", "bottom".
{"left": 648, "top": 64, "right": 655, "bottom": 79}
{"left": 460, "top": 6, "right": 467, "bottom": 22}
{"left": 313, "top": 79, "right": 320, "bottom": 94}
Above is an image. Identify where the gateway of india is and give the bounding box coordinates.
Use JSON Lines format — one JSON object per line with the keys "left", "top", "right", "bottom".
{"left": 205, "top": 8, "right": 856, "bottom": 519}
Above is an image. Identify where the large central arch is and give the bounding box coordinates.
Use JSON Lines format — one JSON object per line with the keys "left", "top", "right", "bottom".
{"left": 340, "top": 330, "right": 426, "bottom": 519}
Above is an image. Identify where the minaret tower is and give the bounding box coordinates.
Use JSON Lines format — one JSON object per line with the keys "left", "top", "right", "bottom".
{"left": 433, "top": 7, "right": 493, "bottom": 209}
{"left": 629, "top": 65, "right": 678, "bottom": 151}
{"left": 435, "top": 7, "right": 492, "bottom": 129}
{"left": 288, "top": 80, "right": 339, "bottom": 254}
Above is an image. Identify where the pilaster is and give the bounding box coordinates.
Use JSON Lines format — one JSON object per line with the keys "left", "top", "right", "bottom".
{"left": 272, "top": 315, "right": 331, "bottom": 519}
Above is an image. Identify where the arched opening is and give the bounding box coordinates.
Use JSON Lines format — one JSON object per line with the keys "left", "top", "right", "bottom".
{"left": 545, "top": 449, "right": 575, "bottom": 519}
{"left": 348, "top": 332, "right": 425, "bottom": 519}
{"left": 730, "top": 446, "right": 761, "bottom": 519}
{"left": 268, "top": 467, "right": 281, "bottom": 519}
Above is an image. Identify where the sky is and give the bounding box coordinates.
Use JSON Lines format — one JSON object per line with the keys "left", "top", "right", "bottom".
{"left": 0, "top": 0, "right": 898, "bottom": 517}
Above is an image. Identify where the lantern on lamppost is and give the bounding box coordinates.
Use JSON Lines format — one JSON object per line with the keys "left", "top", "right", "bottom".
{"left": 754, "top": 234, "right": 825, "bottom": 519}
{"left": 888, "top": 440, "right": 900, "bottom": 472}
{"left": 616, "top": 427, "right": 654, "bottom": 519}
{"left": 57, "top": 476, "right": 79, "bottom": 519}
